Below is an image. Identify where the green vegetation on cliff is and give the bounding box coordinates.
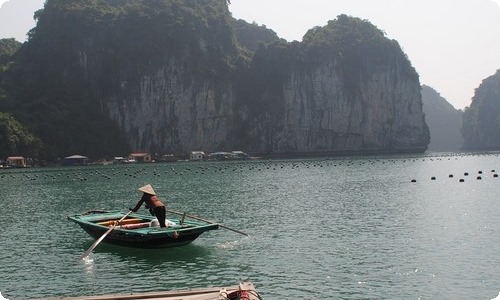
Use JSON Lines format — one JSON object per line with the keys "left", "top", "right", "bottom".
{"left": 240, "top": 14, "right": 419, "bottom": 110}
{"left": 462, "top": 69, "right": 500, "bottom": 150}
{"left": 233, "top": 19, "right": 284, "bottom": 52}
{"left": 233, "top": 15, "right": 426, "bottom": 152}
{"left": 0, "top": 39, "right": 33, "bottom": 160}
{"left": 0, "top": 38, "right": 21, "bottom": 101}
{"left": 0, "top": 112, "right": 42, "bottom": 159}
{"left": 0, "top": 38, "right": 21, "bottom": 68}
{"left": 0, "top": 2, "right": 429, "bottom": 161}
{"left": 302, "top": 15, "right": 418, "bottom": 94}
{"left": 3, "top": 0, "right": 241, "bottom": 160}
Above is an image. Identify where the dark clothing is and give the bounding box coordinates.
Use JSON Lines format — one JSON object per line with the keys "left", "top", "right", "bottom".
{"left": 131, "top": 193, "right": 167, "bottom": 227}
{"left": 153, "top": 206, "right": 166, "bottom": 228}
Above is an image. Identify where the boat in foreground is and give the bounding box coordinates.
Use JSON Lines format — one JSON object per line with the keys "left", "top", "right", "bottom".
{"left": 68, "top": 210, "right": 219, "bottom": 248}
{"left": 35, "top": 282, "right": 261, "bottom": 300}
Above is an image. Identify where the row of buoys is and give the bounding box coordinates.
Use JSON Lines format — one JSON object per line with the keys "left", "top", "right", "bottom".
{"left": 2, "top": 152, "right": 499, "bottom": 182}
{"left": 2, "top": 159, "right": 373, "bottom": 180}
{"left": 411, "top": 170, "right": 499, "bottom": 182}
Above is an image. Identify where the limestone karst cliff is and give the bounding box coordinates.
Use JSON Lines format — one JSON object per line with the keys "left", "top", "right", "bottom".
{"left": 421, "top": 85, "right": 463, "bottom": 152}
{"left": 234, "top": 15, "right": 429, "bottom": 154}
{"left": 1, "top": 1, "right": 429, "bottom": 160}
{"left": 462, "top": 69, "right": 500, "bottom": 150}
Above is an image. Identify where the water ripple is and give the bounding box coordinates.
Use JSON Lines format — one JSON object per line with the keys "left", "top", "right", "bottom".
{"left": 1, "top": 154, "right": 500, "bottom": 299}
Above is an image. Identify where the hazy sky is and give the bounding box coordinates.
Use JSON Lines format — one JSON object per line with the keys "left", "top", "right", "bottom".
{"left": 1, "top": 0, "right": 500, "bottom": 110}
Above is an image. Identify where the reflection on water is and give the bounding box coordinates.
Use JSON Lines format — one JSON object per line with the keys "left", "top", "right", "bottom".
{"left": 81, "top": 244, "right": 215, "bottom": 276}
{"left": 90, "top": 243, "right": 214, "bottom": 264}
{"left": 1, "top": 153, "right": 500, "bottom": 299}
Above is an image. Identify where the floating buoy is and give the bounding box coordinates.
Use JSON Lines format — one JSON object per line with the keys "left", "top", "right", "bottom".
{"left": 431, "top": 176, "right": 436, "bottom": 180}
{"left": 478, "top": 171, "right": 483, "bottom": 174}
{"left": 449, "top": 174, "right": 454, "bottom": 178}
{"left": 477, "top": 176, "right": 482, "bottom": 180}
{"left": 411, "top": 179, "right": 417, "bottom": 182}
{"left": 459, "top": 179, "right": 465, "bottom": 182}
{"left": 464, "top": 172, "right": 469, "bottom": 176}
{"left": 494, "top": 174, "right": 499, "bottom": 178}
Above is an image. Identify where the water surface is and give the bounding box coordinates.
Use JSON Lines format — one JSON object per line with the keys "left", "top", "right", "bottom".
{"left": 0, "top": 153, "right": 499, "bottom": 299}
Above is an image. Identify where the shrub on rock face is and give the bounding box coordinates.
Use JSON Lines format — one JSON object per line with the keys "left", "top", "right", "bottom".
{"left": 0, "top": 112, "right": 42, "bottom": 159}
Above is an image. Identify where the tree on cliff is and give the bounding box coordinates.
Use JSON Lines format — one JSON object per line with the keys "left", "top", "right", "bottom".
{"left": 233, "top": 19, "right": 284, "bottom": 52}
{"left": 0, "top": 38, "right": 21, "bottom": 68}
{"left": 462, "top": 69, "right": 500, "bottom": 150}
{"left": 0, "top": 38, "right": 21, "bottom": 102}
{"left": 0, "top": 112, "right": 42, "bottom": 159}
{"left": 0, "top": 39, "right": 43, "bottom": 159}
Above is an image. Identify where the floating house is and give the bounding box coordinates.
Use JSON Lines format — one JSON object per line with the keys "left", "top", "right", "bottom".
{"left": 6, "top": 156, "right": 27, "bottom": 168}
{"left": 189, "top": 151, "right": 205, "bottom": 161}
{"left": 112, "top": 156, "right": 132, "bottom": 164}
{"left": 231, "top": 151, "right": 250, "bottom": 160}
{"left": 63, "top": 155, "right": 88, "bottom": 166}
{"left": 208, "top": 151, "right": 250, "bottom": 161}
{"left": 128, "top": 152, "right": 152, "bottom": 163}
{"left": 160, "top": 154, "right": 178, "bottom": 162}
{"left": 208, "top": 151, "right": 234, "bottom": 160}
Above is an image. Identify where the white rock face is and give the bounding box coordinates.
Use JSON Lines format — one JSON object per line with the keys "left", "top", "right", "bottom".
{"left": 244, "top": 58, "right": 429, "bottom": 154}
{"left": 107, "top": 62, "right": 235, "bottom": 154}
{"left": 104, "top": 54, "right": 428, "bottom": 155}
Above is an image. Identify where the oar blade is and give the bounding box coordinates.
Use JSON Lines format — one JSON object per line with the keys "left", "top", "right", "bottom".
{"left": 80, "top": 225, "right": 114, "bottom": 259}
{"left": 80, "top": 210, "right": 132, "bottom": 260}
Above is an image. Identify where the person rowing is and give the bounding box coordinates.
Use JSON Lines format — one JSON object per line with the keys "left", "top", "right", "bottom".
{"left": 130, "top": 184, "right": 167, "bottom": 228}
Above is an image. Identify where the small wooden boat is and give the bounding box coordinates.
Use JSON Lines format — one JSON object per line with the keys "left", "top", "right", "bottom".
{"left": 36, "top": 282, "right": 261, "bottom": 300}
{"left": 68, "top": 210, "right": 219, "bottom": 248}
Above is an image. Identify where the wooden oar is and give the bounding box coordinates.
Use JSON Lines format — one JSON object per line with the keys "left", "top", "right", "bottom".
{"left": 80, "top": 210, "right": 133, "bottom": 259}
{"left": 166, "top": 209, "right": 249, "bottom": 237}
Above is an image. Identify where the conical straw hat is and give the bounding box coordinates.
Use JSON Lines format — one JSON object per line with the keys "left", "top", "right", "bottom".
{"left": 138, "top": 184, "right": 156, "bottom": 195}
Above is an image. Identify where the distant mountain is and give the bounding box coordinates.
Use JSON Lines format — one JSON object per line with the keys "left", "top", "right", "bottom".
{"left": 462, "top": 70, "right": 500, "bottom": 150}
{"left": 0, "top": 0, "right": 44, "bottom": 41}
{"left": 421, "top": 85, "right": 463, "bottom": 151}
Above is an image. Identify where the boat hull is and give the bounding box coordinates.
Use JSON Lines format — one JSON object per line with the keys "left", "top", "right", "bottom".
{"left": 68, "top": 210, "right": 219, "bottom": 248}
{"left": 33, "top": 282, "right": 260, "bottom": 300}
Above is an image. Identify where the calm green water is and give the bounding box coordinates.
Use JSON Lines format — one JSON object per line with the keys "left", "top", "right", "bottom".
{"left": 1, "top": 153, "right": 499, "bottom": 299}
